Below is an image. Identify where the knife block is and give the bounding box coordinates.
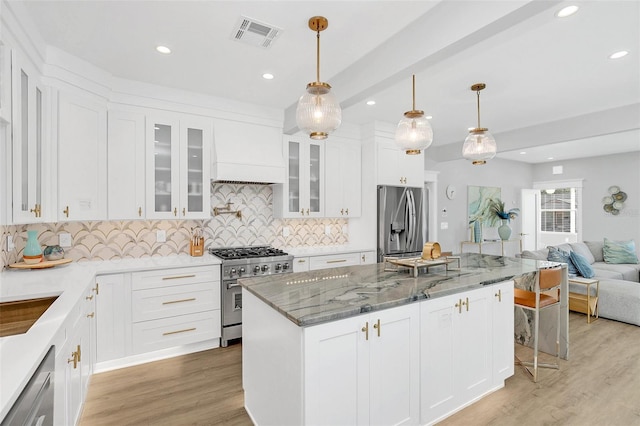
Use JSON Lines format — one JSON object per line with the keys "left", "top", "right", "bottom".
{"left": 190, "top": 239, "right": 204, "bottom": 257}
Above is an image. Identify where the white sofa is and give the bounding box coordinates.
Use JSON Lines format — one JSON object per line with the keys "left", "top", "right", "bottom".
{"left": 519, "top": 241, "right": 640, "bottom": 326}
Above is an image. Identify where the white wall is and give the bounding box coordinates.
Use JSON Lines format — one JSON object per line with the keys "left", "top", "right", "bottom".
{"left": 532, "top": 152, "right": 640, "bottom": 245}
{"left": 425, "top": 157, "right": 534, "bottom": 255}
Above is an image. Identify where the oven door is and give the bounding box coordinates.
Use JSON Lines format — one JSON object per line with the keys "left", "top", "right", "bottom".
{"left": 222, "top": 281, "right": 242, "bottom": 327}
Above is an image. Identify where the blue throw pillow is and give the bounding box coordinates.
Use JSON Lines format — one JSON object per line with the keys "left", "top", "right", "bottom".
{"left": 569, "top": 251, "right": 595, "bottom": 278}
{"left": 547, "top": 246, "right": 578, "bottom": 275}
{"left": 603, "top": 238, "right": 639, "bottom": 264}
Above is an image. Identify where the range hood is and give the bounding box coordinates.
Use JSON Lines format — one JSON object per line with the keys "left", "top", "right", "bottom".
{"left": 211, "top": 119, "right": 285, "bottom": 184}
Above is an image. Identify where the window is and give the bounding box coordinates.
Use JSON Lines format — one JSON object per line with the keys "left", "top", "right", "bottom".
{"left": 540, "top": 188, "right": 577, "bottom": 233}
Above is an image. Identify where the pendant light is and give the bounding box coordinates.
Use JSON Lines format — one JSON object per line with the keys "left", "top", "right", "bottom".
{"left": 395, "top": 74, "right": 433, "bottom": 155}
{"left": 462, "top": 83, "right": 496, "bottom": 165}
{"left": 295, "top": 16, "right": 341, "bottom": 140}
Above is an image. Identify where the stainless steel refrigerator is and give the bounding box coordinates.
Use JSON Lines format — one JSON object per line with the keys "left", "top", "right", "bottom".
{"left": 377, "top": 185, "right": 428, "bottom": 262}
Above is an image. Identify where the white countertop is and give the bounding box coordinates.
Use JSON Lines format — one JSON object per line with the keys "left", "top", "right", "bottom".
{"left": 0, "top": 254, "right": 221, "bottom": 421}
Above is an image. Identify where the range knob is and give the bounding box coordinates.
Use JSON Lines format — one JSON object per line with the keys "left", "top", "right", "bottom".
{"left": 262, "top": 264, "right": 270, "bottom": 272}
{"left": 275, "top": 263, "right": 282, "bottom": 271}
{"left": 238, "top": 267, "right": 245, "bottom": 276}
{"left": 253, "top": 265, "right": 261, "bottom": 274}
{"left": 282, "top": 263, "right": 290, "bottom": 270}
{"left": 230, "top": 268, "right": 236, "bottom": 277}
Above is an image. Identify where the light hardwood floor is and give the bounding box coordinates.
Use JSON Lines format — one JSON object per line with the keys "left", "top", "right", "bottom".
{"left": 80, "top": 312, "right": 640, "bottom": 425}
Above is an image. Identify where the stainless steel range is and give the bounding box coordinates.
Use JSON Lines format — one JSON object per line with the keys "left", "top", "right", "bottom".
{"left": 208, "top": 246, "right": 293, "bottom": 347}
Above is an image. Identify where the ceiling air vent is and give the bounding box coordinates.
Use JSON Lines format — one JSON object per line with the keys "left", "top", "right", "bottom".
{"left": 232, "top": 16, "right": 283, "bottom": 49}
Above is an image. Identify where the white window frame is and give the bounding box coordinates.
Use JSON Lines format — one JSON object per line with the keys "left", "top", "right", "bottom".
{"left": 533, "top": 179, "right": 583, "bottom": 242}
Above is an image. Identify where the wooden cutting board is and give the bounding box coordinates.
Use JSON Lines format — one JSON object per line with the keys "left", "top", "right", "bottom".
{"left": 9, "top": 258, "right": 73, "bottom": 269}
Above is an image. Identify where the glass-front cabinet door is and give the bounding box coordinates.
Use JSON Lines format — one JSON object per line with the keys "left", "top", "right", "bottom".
{"left": 11, "top": 50, "right": 49, "bottom": 223}
{"left": 280, "top": 138, "right": 324, "bottom": 218}
{"left": 180, "top": 117, "right": 211, "bottom": 219}
{"left": 146, "top": 117, "right": 179, "bottom": 219}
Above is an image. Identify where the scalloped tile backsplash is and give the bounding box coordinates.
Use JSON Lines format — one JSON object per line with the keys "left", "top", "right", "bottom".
{"left": 1, "top": 183, "right": 348, "bottom": 268}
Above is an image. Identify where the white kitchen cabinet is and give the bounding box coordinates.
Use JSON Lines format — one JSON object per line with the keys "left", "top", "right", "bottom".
{"left": 292, "top": 256, "right": 310, "bottom": 273}
{"left": 95, "top": 274, "right": 130, "bottom": 364}
{"left": 273, "top": 138, "right": 324, "bottom": 218}
{"left": 360, "top": 250, "right": 377, "bottom": 265}
{"left": 0, "top": 41, "right": 11, "bottom": 123}
{"left": 420, "top": 282, "right": 513, "bottom": 425}
{"left": 107, "top": 110, "right": 146, "bottom": 219}
{"left": 377, "top": 138, "right": 424, "bottom": 188}
{"left": 57, "top": 89, "right": 107, "bottom": 221}
{"left": 145, "top": 115, "right": 211, "bottom": 219}
{"left": 325, "top": 139, "right": 361, "bottom": 218}
{"left": 491, "top": 281, "right": 514, "bottom": 386}
{"left": 11, "top": 49, "right": 51, "bottom": 223}
{"left": 309, "top": 252, "right": 361, "bottom": 271}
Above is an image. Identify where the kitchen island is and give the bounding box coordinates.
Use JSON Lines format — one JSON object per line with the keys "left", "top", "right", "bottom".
{"left": 240, "top": 253, "right": 567, "bottom": 426}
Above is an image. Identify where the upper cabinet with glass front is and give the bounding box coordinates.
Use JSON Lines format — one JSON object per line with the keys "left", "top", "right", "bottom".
{"left": 11, "top": 50, "right": 51, "bottom": 223}
{"left": 273, "top": 138, "right": 324, "bottom": 218}
{"left": 145, "top": 115, "right": 211, "bottom": 219}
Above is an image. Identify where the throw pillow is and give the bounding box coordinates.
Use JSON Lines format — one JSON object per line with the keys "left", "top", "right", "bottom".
{"left": 603, "top": 238, "right": 639, "bottom": 264}
{"left": 569, "top": 251, "right": 595, "bottom": 278}
{"left": 547, "top": 246, "right": 578, "bottom": 275}
{"left": 584, "top": 241, "right": 604, "bottom": 262}
{"left": 569, "top": 242, "right": 596, "bottom": 264}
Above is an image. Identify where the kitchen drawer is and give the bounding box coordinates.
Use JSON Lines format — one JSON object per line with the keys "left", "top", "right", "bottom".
{"left": 132, "top": 310, "right": 220, "bottom": 354}
{"left": 132, "top": 266, "right": 219, "bottom": 290}
{"left": 293, "top": 256, "right": 310, "bottom": 273}
{"left": 309, "top": 252, "right": 361, "bottom": 271}
{"left": 132, "top": 282, "right": 219, "bottom": 322}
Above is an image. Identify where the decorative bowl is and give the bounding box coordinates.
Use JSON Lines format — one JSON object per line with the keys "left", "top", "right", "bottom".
{"left": 44, "top": 245, "right": 65, "bottom": 261}
{"left": 23, "top": 254, "right": 44, "bottom": 264}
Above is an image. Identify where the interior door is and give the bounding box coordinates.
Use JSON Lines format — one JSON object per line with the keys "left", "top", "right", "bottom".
{"left": 520, "top": 189, "right": 539, "bottom": 251}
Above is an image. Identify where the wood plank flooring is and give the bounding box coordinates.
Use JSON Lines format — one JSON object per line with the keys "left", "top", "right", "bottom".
{"left": 80, "top": 312, "right": 640, "bottom": 425}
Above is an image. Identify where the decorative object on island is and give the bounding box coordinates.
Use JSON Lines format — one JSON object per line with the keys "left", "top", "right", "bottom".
{"left": 421, "top": 242, "right": 441, "bottom": 260}
{"left": 43, "top": 245, "right": 64, "bottom": 261}
{"left": 23, "top": 230, "right": 43, "bottom": 264}
{"left": 295, "top": 16, "right": 341, "bottom": 140}
{"left": 462, "top": 83, "right": 497, "bottom": 165}
{"left": 602, "top": 185, "right": 627, "bottom": 215}
{"left": 489, "top": 198, "right": 520, "bottom": 241}
{"left": 395, "top": 74, "right": 433, "bottom": 155}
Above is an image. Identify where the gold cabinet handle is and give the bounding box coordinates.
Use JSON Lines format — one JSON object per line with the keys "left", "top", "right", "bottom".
{"left": 162, "top": 274, "right": 196, "bottom": 281}
{"left": 362, "top": 321, "right": 369, "bottom": 340}
{"left": 464, "top": 297, "right": 469, "bottom": 311}
{"left": 162, "top": 297, "right": 196, "bottom": 305}
{"left": 340, "top": 208, "right": 344, "bottom": 215}
{"left": 306, "top": 208, "right": 310, "bottom": 215}
{"left": 373, "top": 319, "right": 381, "bottom": 337}
{"left": 86, "top": 295, "right": 94, "bottom": 301}
{"left": 345, "top": 208, "right": 349, "bottom": 215}
{"left": 300, "top": 208, "right": 305, "bottom": 216}
{"left": 297, "top": 259, "right": 306, "bottom": 263}
{"left": 362, "top": 254, "right": 365, "bottom": 262}
{"left": 138, "top": 206, "right": 142, "bottom": 217}
{"left": 183, "top": 207, "right": 186, "bottom": 216}
{"left": 68, "top": 352, "right": 78, "bottom": 369}
{"left": 326, "top": 259, "right": 347, "bottom": 264}
{"left": 455, "top": 299, "right": 463, "bottom": 314}
{"left": 163, "top": 327, "right": 196, "bottom": 336}
{"left": 495, "top": 289, "right": 502, "bottom": 302}
{"left": 30, "top": 204, "right": 41, "bottom": 217}
{"left": 94, "top": 283, "right": 99, "bottom": 295}
{"left": 77, "top": 344, "right": 81, "bottom": 363}
{"left": 63, "top": 206, "right": 70, "bottom": 218}
{"left": 173, "top": 207, "right": 177, "bottom": 217}
{"left": 87, "top": 312, "right": 95, "bottom": 318}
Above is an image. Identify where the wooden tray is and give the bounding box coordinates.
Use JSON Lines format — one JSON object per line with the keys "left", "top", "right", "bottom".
{"left": 9, "top": 258, "right": 73, "bottom": 269}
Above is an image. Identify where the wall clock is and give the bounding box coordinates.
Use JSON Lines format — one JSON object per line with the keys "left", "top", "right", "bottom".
{"left": 446, "top": 185, "right": 456, "bottom": 200}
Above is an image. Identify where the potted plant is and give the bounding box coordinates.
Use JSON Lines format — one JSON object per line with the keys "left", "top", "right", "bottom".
{"left": 489, "top": 199, "right": 519, "bottom": 240}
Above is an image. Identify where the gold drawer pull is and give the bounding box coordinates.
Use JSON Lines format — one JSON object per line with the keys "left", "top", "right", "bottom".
{"left": 297, "top": 259, "right": 306, "bottom": 263}
{"left": 162, "top": 274, "right": 196, "bottom": 280}
{"left": 87, "top": 312, "right": 95, "bottom": 318}
{"left": 326, "top": 259, "right": 347, "bottom": 264}
{"left": 455, "top": 299, "right": 463, "bottom": 314}
{"left": 373, "top": 319, "right": 381, "bottom": 337}
{"left": 162, "top": 297, "right": 196, "bottom": 305}
{"left": 495, "top": 289, "right": 502, "bottom": 302}
{"left": 163, "top": 327, "right": 196, "bottom": 336}
{"left": 86, "top": 295, "right": 94, "bottom": 301}
{"left": 362, "top": 322, "right": 369, "bottom": 340}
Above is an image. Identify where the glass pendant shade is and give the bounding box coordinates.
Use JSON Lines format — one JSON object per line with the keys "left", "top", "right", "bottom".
{"left": 296, "top": 83, "right": 342, "bottom": 140}
{"left": 395, "top": 114, "right": 433, "bottom": 154}
{"left": 462, "top": 128, "right": 497, "bottom": 165}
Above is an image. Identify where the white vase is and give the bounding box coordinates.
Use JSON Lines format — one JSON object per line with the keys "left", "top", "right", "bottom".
{"left": 498, "top": 219, "right": 511, "bottom": 241}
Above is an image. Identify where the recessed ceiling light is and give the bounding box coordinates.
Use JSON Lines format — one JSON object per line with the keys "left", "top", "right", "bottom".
{"left": 262, "top": 73, "right": 274, "bottom": 80}
{"left": 556, "top": 5, "right": 579, "bottom": 18}
{"left": 520, "top": 151, "right": 527, "bottom": 155}
{"left": 366, "top": 100, "right": 376, "bottom": 106}
{"left": 609, "top": 50, "right": 629, "bottom": 59}
{"left": 547, "top": 157, "right": 554, "bottom": 160}
{"left": 426, "top": 115, "right": 433, "bottom": 120}
{"left": 156, "top": 45, "right": 171, "bottom": 54}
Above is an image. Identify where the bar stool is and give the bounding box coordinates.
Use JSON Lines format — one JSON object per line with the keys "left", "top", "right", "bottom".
{"left": 514, "top": 266, "right": 562, "bottom": 382}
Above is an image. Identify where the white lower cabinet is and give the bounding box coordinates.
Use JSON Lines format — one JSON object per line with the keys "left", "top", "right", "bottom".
{"left": 309, "top": 252, "right": 361, "bottom": 271}
{"left": 95, "top": 274, "right": 130, "bottom": 363}
{"left": 305, "top": 304, "right": 420, "bottom": 426}
{"left": 360, "top": 251, "right": 377, "bottom": 265}
{"left": 420, "top": 281, "right": 513, "bottom": 425}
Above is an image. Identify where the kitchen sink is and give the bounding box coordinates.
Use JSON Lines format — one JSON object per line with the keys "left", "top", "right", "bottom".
{"left": 0, "top": 297, "right": 59, "bottom": 337}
